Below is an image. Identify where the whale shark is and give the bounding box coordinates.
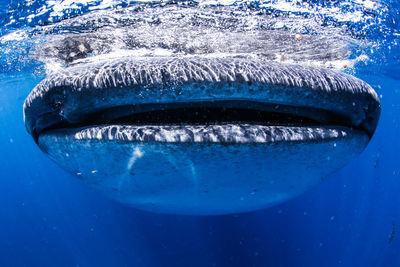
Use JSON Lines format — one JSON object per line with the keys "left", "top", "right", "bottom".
{"left": 23, "top": 3, "right": 380, "bottom": 215}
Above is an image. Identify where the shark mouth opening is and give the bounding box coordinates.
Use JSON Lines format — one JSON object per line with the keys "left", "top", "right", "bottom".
{"left": 40, "top": 100, "right": 357, "bottom": 144}
{"left": 24, "top": 57, "right": 380, "bottom": 144}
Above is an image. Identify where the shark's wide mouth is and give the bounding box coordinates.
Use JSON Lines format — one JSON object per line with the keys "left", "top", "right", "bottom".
{"left": 38, "top": 100, "right": 363, "bottom": 144}
{"left": 24, "top": 57, "right": 380, "bottom": 144}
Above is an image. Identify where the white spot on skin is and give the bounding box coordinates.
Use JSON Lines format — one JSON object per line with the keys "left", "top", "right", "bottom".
{"left": 127, "top": 147, "right": 144, "bottom": 170}
{"left": 78, "top": 44, "right": 86, "bottom": 52}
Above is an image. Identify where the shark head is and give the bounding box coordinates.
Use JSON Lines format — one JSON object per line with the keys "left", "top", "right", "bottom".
{"left": 23, "top": 3, "right": 380, "bottom": 215}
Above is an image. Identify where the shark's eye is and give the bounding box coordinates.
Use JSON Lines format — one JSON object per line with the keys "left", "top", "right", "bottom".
{"left": 51, "top": 98, "right": 63, "bottom": 109}
{"left": 49, "top": 94, "right": 67, "bottom": 119}
{"left": 46, "top": 86, "right": 68, "bottom": 110}
{"left": 48, "top": 94, "right": 65, "bottom": 111}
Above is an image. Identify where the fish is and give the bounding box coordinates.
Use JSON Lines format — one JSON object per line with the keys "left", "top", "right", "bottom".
{"left": 23, "top": 4, "right": 380, "bottom": 215}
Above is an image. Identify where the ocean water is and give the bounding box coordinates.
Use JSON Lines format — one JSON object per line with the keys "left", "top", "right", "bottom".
{"left": 0, "top": 0, "right": 399, "bottom": 266}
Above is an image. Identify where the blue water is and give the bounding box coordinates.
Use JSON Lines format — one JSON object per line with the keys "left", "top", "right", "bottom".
{"left": 0, "top": 1, "right": 400, "bottom": 266}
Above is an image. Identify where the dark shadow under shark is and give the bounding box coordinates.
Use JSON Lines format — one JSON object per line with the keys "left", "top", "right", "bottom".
{"left": 23, "top": 3, "right": 380, "bottom": 215}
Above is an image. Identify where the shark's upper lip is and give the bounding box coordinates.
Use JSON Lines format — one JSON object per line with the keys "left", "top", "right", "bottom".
{"left": 23, "top": 56, "right": 380, "bottom": 142}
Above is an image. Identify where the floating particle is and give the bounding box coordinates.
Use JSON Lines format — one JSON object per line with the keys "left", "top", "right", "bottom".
{"left": 389, "top": 221, "right": 395, "bottom": 244}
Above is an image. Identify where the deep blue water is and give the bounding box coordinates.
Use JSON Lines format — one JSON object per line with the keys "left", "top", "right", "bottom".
{"left": 1, "top": 1, "right": 400, "bottom": 266}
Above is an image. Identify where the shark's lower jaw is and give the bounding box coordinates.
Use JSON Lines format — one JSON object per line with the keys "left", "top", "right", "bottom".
{"left": 24, "top": 57, "right": 380, "bottom": 215}
{"left": 38, "top": 125, "right": 368, "bottom": 215}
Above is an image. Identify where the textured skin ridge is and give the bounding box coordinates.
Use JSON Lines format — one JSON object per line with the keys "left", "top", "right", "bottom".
{"left": 25, "top": 57, "right": 378, "bottom": 107}
{"left": 43, "top": 124, "right": 351, "bottom": 144}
